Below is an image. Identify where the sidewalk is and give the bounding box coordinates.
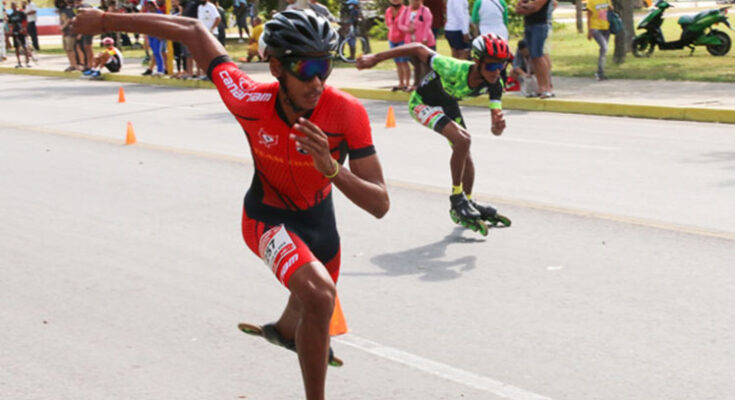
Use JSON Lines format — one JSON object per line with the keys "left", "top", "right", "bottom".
{"left": 2, "top": 52, "right": 735, "bottom": 123}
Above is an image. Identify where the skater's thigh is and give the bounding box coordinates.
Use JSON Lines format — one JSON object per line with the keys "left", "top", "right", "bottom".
{"left": 241, "top": 210, "right": 341, "bottom": 287}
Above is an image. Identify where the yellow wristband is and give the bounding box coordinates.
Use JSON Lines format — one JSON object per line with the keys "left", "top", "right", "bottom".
{"left": 325, "top": 159, "right": 340, "bottom": 179}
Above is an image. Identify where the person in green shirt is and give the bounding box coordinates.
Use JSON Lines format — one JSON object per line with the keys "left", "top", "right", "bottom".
{"left": 471, "top": 0, "right": 508, "bottom": 40}
{"left": 357, "top": 33, "right": 512, "bottom": 235}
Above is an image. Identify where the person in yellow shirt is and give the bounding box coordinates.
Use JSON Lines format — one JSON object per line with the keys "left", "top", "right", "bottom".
{"left": 245, "top": 16, "right": 263, "bottom": 62}
{"left": 586, "top": 0, "right": 613, "bottom": 80}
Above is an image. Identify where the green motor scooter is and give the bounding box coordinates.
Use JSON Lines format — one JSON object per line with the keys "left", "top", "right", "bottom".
{"left": 632, "top": 0, "right": 733, "bottom": 57}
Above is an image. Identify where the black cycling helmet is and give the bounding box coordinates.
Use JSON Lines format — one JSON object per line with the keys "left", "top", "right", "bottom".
{"left": 260, "top": 9, "right": 338, "bottom": 58}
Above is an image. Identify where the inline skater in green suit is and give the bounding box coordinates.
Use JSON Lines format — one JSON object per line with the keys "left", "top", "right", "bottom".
{"left": 357, "top": 33, "right": 512, "bottom": 235}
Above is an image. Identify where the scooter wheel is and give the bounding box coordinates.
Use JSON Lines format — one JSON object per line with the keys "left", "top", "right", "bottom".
{"left": 706, "top": 30, "right": 731, "bottom": 56}
{"left": 632, "top": 37, "right": 655, "bottom": 58}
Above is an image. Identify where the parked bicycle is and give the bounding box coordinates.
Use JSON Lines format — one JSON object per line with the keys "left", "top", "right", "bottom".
{"left": 337, "top": 0, "right": 371, "bottom": 62}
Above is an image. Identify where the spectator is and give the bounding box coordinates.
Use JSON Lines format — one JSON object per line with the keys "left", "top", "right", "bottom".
{"left": 423, "top": 0, "right": 444, "bottom": 40}
{"left": 243, "top": 14, "right": 261, "bottom": 62}
{"left": 444, "top": 0, "right": 470, "bottom": 59}
{"left": 141, "top": 0, "right": 165, "bottom": 76}
{"left": 197, "top": 0, "right": 220, "bottom": 37}
{"left": 233, "top": 0, "right": 249, "bottom": 42}
{"left": 516, "top": 0, "right": 553, "bottom": 98}
{"left": 398, "top": 0, "right": 435, "bottom": 52}
{"left": 213, "top": 0, "right": 226, "bottom": 46}
{"left": 8, "top": 1, "right": 30, "bottom": 67}
{"left": 24, "top": 0, "right": 37, "bottom": 50}
{"left": 58, "top": 0, "right": 78, "bottom": 71}
{"left": 74, "top": 0, "right": 94, "bottom": 71}
{"left": 170, "top": 0, "right": 186, "bottom": 77}
{"left": 248, "top": 0, "right": 258, "bottom": 26}
{"left": 510, "top": 39, "right": 530, "bottom": 78}
{"left": 586, "top": 0, "right": 612, "bottom": 80}
{"left": 385, "top": 0, "right": 410, "bottom": 91}
{"left": 197, "top": 0, "right": 219, "bottom": 77}
{"left": 181, "top": 0, "right": 198, "bottom": 78}
{"left": 1, "top": 0, "right": 7, "bottom": 62}
{"left": 510, "top": 39, "right": 538, "bottom": 96}
{"left": 470, "top": 0, "right": 508, "bottom": 39}
{"left": 81, "top": 36, "right": 123, "bottom": 78}
{"left": 308, "top": 0, "right": 335, "bottom": 22}
{"left": 285, "top": 0, "right": 297, "bottom": 10}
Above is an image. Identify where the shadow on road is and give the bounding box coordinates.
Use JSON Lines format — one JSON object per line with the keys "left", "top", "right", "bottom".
{"left": 366, "top": 227, "right": 483, "bottom": 282}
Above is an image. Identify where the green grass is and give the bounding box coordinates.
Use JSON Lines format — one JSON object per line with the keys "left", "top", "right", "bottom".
{"left": 38, "top": 19, "right": 735, "bottom": 82}
{"left": 548, "top": 20, "right": 735, "bottom": 82}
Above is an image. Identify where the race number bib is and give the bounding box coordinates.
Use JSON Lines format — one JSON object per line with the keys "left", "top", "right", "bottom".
{"left": 258, "top": 225, "right": 297, "bottom": 274}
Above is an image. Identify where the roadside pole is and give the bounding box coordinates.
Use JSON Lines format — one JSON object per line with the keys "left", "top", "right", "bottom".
{"left": 166, "top": 0, "right": 174, "bottom": 75}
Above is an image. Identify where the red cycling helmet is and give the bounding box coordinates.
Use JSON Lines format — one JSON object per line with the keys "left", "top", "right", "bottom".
{"left": 471, "top": 33, "right": 511, "bottom": 61}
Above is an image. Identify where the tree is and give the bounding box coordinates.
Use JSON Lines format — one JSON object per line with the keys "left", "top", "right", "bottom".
{"left": 612, "top": 0, "right": 635, "bottom": 64}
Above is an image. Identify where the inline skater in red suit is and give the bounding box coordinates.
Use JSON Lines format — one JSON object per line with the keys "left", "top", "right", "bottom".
{"left": 72, "top": 8, "right": 390, "bottom": 400}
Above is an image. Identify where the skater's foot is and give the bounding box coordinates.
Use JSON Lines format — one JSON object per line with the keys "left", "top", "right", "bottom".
{"left": 469, "top": 199, "right": 511, "bottom": 227}
{"left": 261, "top": 323, "right": 342, "bottom": 366}
{"left": 449, "top": 193, "right": 487, "bottom": 235}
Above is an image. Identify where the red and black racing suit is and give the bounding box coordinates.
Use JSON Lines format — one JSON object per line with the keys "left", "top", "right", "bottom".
{"left": 208, "top": 56, "right": 376, "bottom": 287}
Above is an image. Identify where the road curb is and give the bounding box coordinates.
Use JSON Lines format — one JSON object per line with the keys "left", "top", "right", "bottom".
{"left": 341, "top": 87, "right": 735, "bottom": 125}
{"left": 0, "top": 66, "right": 216, "bottom": 89}
{"left": 4, "top": 67, "right": 734, "bottom": 124}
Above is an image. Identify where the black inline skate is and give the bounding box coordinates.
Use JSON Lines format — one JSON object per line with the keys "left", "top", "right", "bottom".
{"left": 449, "top": 193, "right": 488, "bottom": 236}
{"left": 469, "top": 199, "right": 512, "bottom": 227}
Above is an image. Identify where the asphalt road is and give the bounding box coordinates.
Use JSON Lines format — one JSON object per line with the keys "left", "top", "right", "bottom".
{"left": 2, "top": 75, "right": 734, "bottom": 400}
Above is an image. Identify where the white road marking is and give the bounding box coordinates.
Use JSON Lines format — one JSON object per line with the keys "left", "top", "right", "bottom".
{"left": 491, "top": 137, "right": 617, "bottom": 151}
{"left": 336, "top": 334, "right": 554, "bottom": 400}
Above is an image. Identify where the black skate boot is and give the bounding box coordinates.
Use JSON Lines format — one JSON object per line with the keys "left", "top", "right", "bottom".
{"left": 449, "top": 193, "right": 488, "bottom": 236}
{"left": 469, "top": 199, "right": 511, "bottom": 227}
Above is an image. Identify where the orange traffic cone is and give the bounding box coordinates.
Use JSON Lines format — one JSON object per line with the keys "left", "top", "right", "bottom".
{"left": 118, "top": 87, "right": 126, "bottom": 103}
{"left": 385, "top": 106, "right": 396, "bottom": 128}
{"left": 125, "top": 122, "right": 137, "bottom": 145}
{"left": 329, "top": 294, "right": 348, "bottom": 336}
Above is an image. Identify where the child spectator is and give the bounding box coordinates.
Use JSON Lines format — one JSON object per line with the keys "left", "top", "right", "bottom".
{"left": 385, "top": 0, "right": 410, "bottom": 91}
{"left": 398, "top": 0, "right": 434, "bottom": 51}
{"left": 81, "top": 36, "right": 123, "bottom": 78}
{"left": 242, "top": 15, "right": 262, "bottom": 62}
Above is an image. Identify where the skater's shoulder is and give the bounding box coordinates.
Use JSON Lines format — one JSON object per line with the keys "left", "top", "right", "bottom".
{"left": 321, "top": 86, "right": 367, "bottom": 113}
{"left": 430, "top": 54, "right": 473, "bottom": 75}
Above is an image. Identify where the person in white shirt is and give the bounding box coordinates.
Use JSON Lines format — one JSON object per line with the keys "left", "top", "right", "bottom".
{"left": 470, "top": 0, "right": 508, "bottom": 40}
{"left": 444, "top": 0, "right": 470, "bottom": 59}
{"left": 197, "top": 0, "right": 220, "bottom": 36}
{"left": 25, "top": 0, "right": 38, "bottom": 50}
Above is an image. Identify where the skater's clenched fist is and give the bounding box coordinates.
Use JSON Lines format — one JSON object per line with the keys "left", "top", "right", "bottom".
{"left": 356, "top": 54, "right": 378, "bottom": 70}
{"left": 491, "top": 109, "right": 506, "bottom": 136}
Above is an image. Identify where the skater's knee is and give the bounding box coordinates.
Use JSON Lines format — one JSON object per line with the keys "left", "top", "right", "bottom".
{"left": 452, "top": 131, "right": 471, "bottom": 151}
{"left": 301, "top": 284, "right": 335, "bottom": 320}
{"left": 289, "top": 262, "right": 336, "bottom": 319}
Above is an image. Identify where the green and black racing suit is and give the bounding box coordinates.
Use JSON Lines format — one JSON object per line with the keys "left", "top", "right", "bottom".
{"left": 409, "top": 54, "right": 503, "bottom": 133}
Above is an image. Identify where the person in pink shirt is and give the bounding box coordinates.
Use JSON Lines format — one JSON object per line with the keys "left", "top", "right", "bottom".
{"left": 385, "top": 0, "right": 411, "bottom": 91}
{"left": 398, "top": 0, "right": 435, "bottom": 49}
{"left": 398, "top": 0, "right": 435, "bottom": 90}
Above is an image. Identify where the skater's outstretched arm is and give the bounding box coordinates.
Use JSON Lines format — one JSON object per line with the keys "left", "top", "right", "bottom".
{"left": 71, "top": 8, "right": 225, "bottom": 75}
{"left": 356, "top": 43, "right": 434, "bottom": 70}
